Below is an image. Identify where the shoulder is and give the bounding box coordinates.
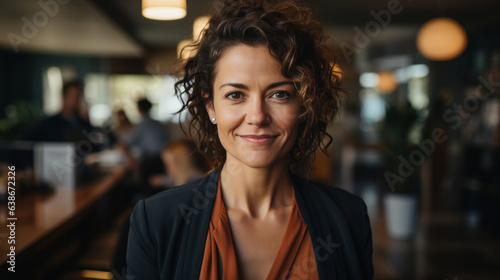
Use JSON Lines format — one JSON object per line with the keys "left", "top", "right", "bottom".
{"left": 141, "top": 175, "right": 206, "bottom": 212}
{"left": 24, "top": 115, "right": 64, "bottom": 140}
{"left": 76, "top": 117, "right": 94, "bottom": 128}
{"left": 291, "top": 174, "right": 368, "bottom": 231}
{"left": 129, "top": 170, "right": 219, "bottom": 257}
{"left": 293, "top": 174, "right": 366, "bottom": 211}
{"left": 292, "top": 175, "right": 373, "bottom": 274}
{"left": 39, "top": 114, "right": 64, "bottom": 125}
{"left": 132, "top": 172, "right": 217, "bottom": 228}
{"left": 143, "top": 118, "right": 164, "bottom": 127}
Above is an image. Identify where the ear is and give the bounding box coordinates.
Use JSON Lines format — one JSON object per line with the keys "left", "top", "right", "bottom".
{"left": 203, "top": 91, "right": 216, "bottom": 120}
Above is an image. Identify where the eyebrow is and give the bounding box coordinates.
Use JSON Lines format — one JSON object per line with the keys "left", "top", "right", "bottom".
{"left": 219, "top": 81, "right": 294, "bottom": 91}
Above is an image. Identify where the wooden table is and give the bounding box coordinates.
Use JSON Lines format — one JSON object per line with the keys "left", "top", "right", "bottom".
{"left": 0, "top": 168, "right": 126, "bottom": 277}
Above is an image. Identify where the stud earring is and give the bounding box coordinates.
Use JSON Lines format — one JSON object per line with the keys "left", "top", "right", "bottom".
{"left": 211, "top": 117, "right": 216, "bottom": 123}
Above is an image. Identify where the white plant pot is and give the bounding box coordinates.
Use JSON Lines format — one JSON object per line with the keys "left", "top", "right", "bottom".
{"left": 384, "top": 193, "right": 418, "bottom": 239}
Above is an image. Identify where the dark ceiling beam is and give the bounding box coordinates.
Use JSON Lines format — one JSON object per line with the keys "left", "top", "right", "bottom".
{"left": 318, "top": 8, "right": 498, "bottom": 26}
{"left": 89, "top": 0, "right": 149, "bottom": 51}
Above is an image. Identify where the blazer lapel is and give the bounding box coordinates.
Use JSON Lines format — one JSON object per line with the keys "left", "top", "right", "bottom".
{"left": 290, "top": 172, "right": 362, "bottom": 280}
{"left": 181, "top": 167, "right": 221, "bottom": 279}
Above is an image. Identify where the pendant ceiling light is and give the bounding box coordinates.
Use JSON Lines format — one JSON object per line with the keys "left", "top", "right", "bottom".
{"left": 416, "top": 17, "right": 467, "bottom": 61}
{"left": 376, "top": 71, "right": 398, "bottom": 94}
{"left": 142, "top": 0, "right": 187, "bottom": 21}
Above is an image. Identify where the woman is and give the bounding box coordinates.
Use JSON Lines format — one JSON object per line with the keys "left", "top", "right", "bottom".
{"left": 126, "top": 0, "right": 373, "bottom": 279}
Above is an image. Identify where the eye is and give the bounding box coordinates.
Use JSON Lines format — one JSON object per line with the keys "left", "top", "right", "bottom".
{"left": 271, "top": 90, "right": 291, "bottom": 100}
{"left": 225, "top": 91, "right": 243, "bottom": 100}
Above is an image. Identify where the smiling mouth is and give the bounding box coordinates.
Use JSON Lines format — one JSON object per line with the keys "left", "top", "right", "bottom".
{"left": 238, "top": 134, "right": 279, "bottom": 145}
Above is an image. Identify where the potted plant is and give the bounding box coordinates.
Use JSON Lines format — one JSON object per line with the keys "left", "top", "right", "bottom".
{"left": 382, "top": 101, "right": 424, "bottom": 239}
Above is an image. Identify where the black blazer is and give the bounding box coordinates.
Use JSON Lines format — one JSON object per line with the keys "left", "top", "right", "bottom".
{"left": 127, "top": 167, "right": 374, "bottom": 280}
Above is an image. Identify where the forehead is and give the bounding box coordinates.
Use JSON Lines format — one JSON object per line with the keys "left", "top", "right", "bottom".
{"left": 213, "top": 44, "right": 287, "bottom": 86}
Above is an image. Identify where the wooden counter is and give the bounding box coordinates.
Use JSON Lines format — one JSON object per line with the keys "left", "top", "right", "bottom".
{"left": 0, "top": 168, "right": 126, "bottom": 276}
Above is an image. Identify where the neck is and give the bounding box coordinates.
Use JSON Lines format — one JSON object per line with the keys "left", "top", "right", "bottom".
{"left": 60, "top": 108, "right": 76, "bottom": 119}
{"left": 220, "top": 155, "right": 293, "bottom": 218}
{"left": 140, "top": 112, "right": 150, "bottom": 119}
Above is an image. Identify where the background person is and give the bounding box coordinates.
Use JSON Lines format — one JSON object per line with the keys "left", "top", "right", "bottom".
{"left": 24, "top": 80, "right": 95, "bottom": 144}
{"left": 120, "top": 98, "right": 167, "bottom": 186}
{"left": 113, "top": 109, "right": 134, "bottom": 143}
{"left": 149, "top": 139, "right": 211, "bottom": 188}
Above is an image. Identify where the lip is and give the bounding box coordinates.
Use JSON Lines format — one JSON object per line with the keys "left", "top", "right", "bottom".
{"left": 238, "top": 134, "right": 279, "bottom": 145}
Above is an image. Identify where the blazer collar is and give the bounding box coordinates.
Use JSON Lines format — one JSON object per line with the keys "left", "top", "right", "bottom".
{"left": 290, "top": 172, "right": 362, "bottom": 280}
{"left": 182, "top": 166, "right": 221, "bottom": 279}
{"left": 182, "top": 166, "right": 360, "bottom": 280}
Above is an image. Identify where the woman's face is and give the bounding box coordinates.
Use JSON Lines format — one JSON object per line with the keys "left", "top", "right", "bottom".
{"left": 207, "top": 44, "right": 300, "bottom": 169}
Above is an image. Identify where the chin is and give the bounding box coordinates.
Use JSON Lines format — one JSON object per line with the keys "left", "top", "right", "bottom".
{"left": 241, "top": 160, "right": 274, "bottom": 169}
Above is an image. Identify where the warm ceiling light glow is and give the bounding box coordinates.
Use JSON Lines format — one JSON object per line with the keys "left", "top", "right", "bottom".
{"left": 376, "top": 71, "right": 398, "bottom": 93}
{"left": 330, "top": 62, "right": 343, "bottom": 82}
{"left": 416, "top": 17, "right": 467, "bottom": 61}
{"left": 177, "top": 38, "right": 195, "bottom": 60}
{"left": 193, "top": 15, "right": 210, "bottom": 40}
{"left": 142, "top": 0, "right": 186, "bottom": 20}
{"left": 81, "top": 270, "right": 113, "bottom": 279}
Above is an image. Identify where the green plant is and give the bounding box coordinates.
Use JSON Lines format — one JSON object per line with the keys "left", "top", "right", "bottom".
{"left": 0, "top": 100, "right": 43, "bottom": 140}
{"left": 382, "top": 101, "right": 424, "bottom": 193}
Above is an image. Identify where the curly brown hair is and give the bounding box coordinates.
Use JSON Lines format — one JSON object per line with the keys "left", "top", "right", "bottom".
{"left": 175, "top": 0, "right": 343, "bottom": 172}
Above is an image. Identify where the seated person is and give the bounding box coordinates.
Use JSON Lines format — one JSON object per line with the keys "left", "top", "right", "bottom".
{"left": 150, "top": 139, "right": 211, "bottom": 188}
{"left": 114, "top": 109, "right": 134, "bottom": 143}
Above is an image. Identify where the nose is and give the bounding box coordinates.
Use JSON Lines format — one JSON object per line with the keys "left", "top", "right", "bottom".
{"left": 246, "top": 96, "right": 271, "bottom": 127}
